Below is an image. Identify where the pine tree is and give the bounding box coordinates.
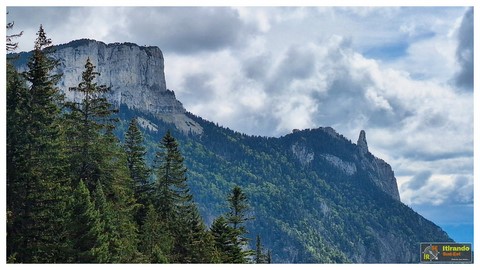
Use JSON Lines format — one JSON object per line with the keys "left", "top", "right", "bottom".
{"left": 93, "top": 181, "right": 114, "bottom": 262}
{"left": 255, "top": 235, "right": 267, "bottom": 263}
{"left": 210, "top": 216, "right": 240, "bottom": 263}
{"left": 176, "top": 202, "right": 216, "bottom": 263}
{"left": 124, "top": 118, "right": 152, "bottom": 224}
{"left": 99, "top": 134, "right": 141, "bottom": 263}
{"left": 6, "top": 57, "right": 29, "bottom": 263}
{"left": 139, "top": 204, "right": 172, "bottom": 263}
{"left": 225, "top": 186, "right": 254, "bottom": 263}
{"left": 153, "top": 130, "right": 213, "bottom": 262}
{"left": 65, "top": 57, "right": 118, "bottom": 192}
{"left": 65, "top": 59, "right": 140, "bottom": 262}
{"left": 69, "top": 180, "right": 109, "bottom": 262}
{"left": 7, "top": 25, "right": 71, "bottom": 263}
{"left": 154, "top": 130, "right": 191, "bottom": 222}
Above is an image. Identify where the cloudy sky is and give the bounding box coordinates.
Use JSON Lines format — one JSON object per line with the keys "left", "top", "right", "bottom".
{"left": 5, "top": 3, "right": 475, "bottom": 243}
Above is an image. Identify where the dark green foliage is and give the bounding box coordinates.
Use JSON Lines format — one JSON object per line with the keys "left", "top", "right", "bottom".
{"left": 64, "top": 58, "right": 139, "bottom": 263}
{"left": 6, "top": 25, "right": 71, "bottom": 263}
{"left": 124, "top": 118, "right": 152, "bottom": 224}
{"left": 64, "top": 57, "right": 118, "bottom": 191}
{"left": 255, "top": 235, "right": 268, "bottom": 263}
{"left": 69, "top": 180, "right": 109, "bottom": 262}
{"left": 225, "top": 186, "right": 254, "bottom": 263}
{"left": 153, "top": 131, "right": 216, "bottom": 263}
{"left": 154, "top": 130, "right": 191, "bottom": 222}
{"left": 139, "top": 204, "right": 172, "bottom": 263}
{"left": 210, "top": 216, "right": 240, "bottom": 263}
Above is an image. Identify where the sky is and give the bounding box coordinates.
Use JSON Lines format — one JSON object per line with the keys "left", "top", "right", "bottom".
{"left": 4, "top": 2, "right": 475, "bottom": 245}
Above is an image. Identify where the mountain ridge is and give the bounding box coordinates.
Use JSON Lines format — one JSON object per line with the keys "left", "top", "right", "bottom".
{"left": 10, "top": 39, "right": 453, "bottom": 263}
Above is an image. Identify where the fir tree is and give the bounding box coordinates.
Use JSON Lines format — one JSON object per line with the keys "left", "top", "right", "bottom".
{"left": 225, "top": 186, "right": 254, "bottom": 263}
{"left": 6, "top": 57, "right": 29, "bottom": 263}
{"left": 210, "top": 216, "right": 240, "bottom": 263}
{"left": 124, "top": 118, "right": 152, "bottom": 224}
{"left": 7, "top": 25, "right": 71, "bottom": 263}
{"left": 93, "top": 181, "right": 114, "bottom": 262}
{"left": 65, "top": 57, "right": 118, "bottom": 192}
{"left": 65, "top": 59, "right": 140, "bottom": 262}
{"left": 154, "top": 131, "right": 212, "bottom": 262}
{"left": 255, "top": 235, "right": 267, "bottom": 263}
{"left": 69, "top": 180, "right": 109, "bottom": 262}
{"left": 154, "top": 130, "right": 191, "bottom": 223}
{"left": 139, "top": 204, "right": 172, "bottom": 263}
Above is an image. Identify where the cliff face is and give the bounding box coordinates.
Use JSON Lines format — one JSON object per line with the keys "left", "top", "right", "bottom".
{"left": 356, "top": 130, "right": 401, "bottom": 201}
{"left": 288, "top": 128, "right": 401, "bottom": 201}
{"left": 14, "top": 39, "right": 202, "bottom": 134}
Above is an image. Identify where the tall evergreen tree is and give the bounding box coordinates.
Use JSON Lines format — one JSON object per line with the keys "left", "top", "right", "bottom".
{"left": 154, "top": 131, "right": 213, "bottom": 263}
{"left": 64, "top": 57, "right": 118, "bottom": 192}
{"left": 225, "top": 186, "right": 254, "bottom": 263}
{"left": 139, "top": 204, "right": 172, "bottom": 263}
{"left": 124, "top": 118, "right": 152, "bottom": 224}
{"left": 255, "top": 235, "right": 267, "bottom": 264}
{"left": 6, "top": 57, "right": 29, "bottom": 263}
{"left": 7, "top": 25, "right": 71, "bottom": 263}
{"left": 66, "top": 59, "right": 139, "bottom": 263}
{"left": 210, "top": 216, "right": 240, "bottom": 263}
{"left": 154, "top": 130, "right": 191, "bottom": 222}
{"left": 69, "top": 180, "right": 109, "bottom": 262}
{"left": 92, "top": 181, "right": 114, "bottom": 262}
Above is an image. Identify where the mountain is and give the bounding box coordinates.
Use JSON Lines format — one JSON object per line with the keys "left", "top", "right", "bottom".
{"left": 10, "top": 39, "right": 453, "bottom": 263}
{"left": 13, "top": 39, "right": 202, "bottom": 134}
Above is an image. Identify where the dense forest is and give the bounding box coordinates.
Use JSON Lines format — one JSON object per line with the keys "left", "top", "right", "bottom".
{"left": 6, "top": 26, "right": 271, "bottom": 263}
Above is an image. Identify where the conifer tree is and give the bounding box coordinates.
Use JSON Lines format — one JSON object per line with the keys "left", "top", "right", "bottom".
{"left": 7, "top": 25, "right": 71, "bottom": 263}
{"left": 226, "top": 186, "right": 254, "bottom": 263}
{"left": 227, "top": 186, "right": 253, "bottom": 263}
{"left": 154, "top": 130, "right": 191, "bottom": 222}
{"left": 154, "top": 131, "right": 212, "bottom": 262}
{"left": 266, "top": 249, "right": 272, "bottom": 264}
{"left": 255, "top": 235, "right": 267, "bottom": 263}
{"left": 65, "top": 57, "right": 118, "bottom": 192}
{"left": 98, "top": 134, "right": 141, "bottom": 263}
{"left": 176, "top": 202, "right": 216, "bottom": 263}
{"left": 70, "top": 180, "right": 109, "bottom": 262}
{"left": 6, "top": 56, "right": 29, "bottom": 263}
{"left": 124, "top": 118, "right": 152, "bottom": 224}
{"left": 210, "top": 216, "right": 240, "bottom": 263}
{"left": 66, "top": 59, "right": 139, "bottom": 262}
{"left": 93, "top": 181, "right": 114, "bottom": 262}
{"left": 139, "top": 204, "right": 172, "bottom": 263}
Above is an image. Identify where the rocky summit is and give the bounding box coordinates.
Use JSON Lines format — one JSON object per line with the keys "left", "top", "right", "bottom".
{"left": 14, "top": 39, "right": 203, "bottom": 134}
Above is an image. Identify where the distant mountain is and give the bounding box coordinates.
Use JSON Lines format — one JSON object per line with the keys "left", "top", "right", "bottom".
{"left": 10, "top": 39, "right": 453, "bottom": 263}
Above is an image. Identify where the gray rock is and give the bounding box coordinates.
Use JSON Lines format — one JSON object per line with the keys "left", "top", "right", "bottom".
{"left": 355, "top": 130, "right": 400, "bottom": 201}
{"left": 16, "top": 39, "right": 202, "bottom": 134}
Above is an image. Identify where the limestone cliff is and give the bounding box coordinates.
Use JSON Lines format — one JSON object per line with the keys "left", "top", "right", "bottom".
{"left": 356, "top": 130, "right": 401, "bottom": 201}
{"left": 14, "top": 39, "right": 202, "bottom": 134}
{"left": 288, "top": 127, "right": 400, "bottom": 201}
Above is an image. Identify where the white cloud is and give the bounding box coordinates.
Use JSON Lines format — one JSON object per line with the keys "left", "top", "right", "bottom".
{"left": 6, "top": 6, "right": 473, "bottom": 227}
